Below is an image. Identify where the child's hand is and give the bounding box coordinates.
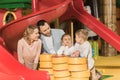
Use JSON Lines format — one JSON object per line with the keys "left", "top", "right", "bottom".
{"left": 71, "top": 50, "right": 80, "bottom": 57}
{"left": 33, "top": 63, "right": 37, "bottom": 70}
{"left": 71, "top": 53, "right": 76, "bottom": 57}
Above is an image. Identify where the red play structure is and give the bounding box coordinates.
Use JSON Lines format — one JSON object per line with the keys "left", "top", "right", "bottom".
{"left": 0, "top": 0, "right": 120, "bottom": 80}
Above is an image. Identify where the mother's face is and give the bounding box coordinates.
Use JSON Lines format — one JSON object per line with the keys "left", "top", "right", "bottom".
{"left": 39, "top": 23, "right": 51, "bottom": 37}
{"left": 30, "top": 28, "right": 39, "bottom": 41}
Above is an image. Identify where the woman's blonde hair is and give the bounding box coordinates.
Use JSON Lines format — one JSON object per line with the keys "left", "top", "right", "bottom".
{"left": 23, "top": 25, "right": 37, "bottom": 43}
{"left": 75, "top": 29, "right": 88, "bottom": 41}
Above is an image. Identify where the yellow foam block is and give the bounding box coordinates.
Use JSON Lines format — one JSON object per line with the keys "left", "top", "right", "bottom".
{"left": 69, "top": 64, "right": 88, "bottom": 71}
{"left": 71, "top": 70, "right": 90, "bottom": 78}
{"left": 52, "top": 56, "right": 68, "bottom": 64}
{"left": 54, "top": 70, "right": 70, "bottom": 77}
{"left": 40, "top": 62, "right": 52, "bottom": 68}
{"left": 55, "top": 76, "right": 70, "bottom": 80}
{"left": 50, "top": 75, "right": 54, "bottom": 80}
{"left": 71, "top": 77, "right": 89, "bottom": 80}
{"left": 68, "top": 57, "right": 87, "bottom": 64}
{"left": 40, "top": 54, "right": 53, "bottom": 62}
{"left": 39, "top": 68, "right": 53, "bottom": 75}
{"left": 53, "top": 63, "right": 68, "bottom": 70}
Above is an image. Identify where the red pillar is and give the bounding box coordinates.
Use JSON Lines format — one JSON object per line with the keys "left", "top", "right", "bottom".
{"left": 32, "top": 0, "right": 39, "bottom": 13}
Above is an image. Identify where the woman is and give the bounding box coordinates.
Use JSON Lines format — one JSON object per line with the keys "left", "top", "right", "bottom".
{"left": 17, "top": 25, "right": 42, "bottom": 70}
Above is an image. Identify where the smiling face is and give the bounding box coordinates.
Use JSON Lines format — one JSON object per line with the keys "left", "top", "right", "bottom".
{"left": 39, "top": 23, "right": 51, "bottom": 37}
{"left": 62, "top": 35, "right": 72, "bottom": 47}
{"left": 23, "top": 25, "right": 40, "bottom": 44}
{"left": 30, "top": 28, "right": 39, "bottom": 41}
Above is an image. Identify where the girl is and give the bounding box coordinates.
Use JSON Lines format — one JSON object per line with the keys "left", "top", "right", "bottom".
{"left": 57, "top": 34, "right": 74, "bottom": 56}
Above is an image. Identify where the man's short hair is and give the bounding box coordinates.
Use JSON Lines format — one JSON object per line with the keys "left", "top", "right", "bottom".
{"left": 37, "top": 20, "right": 47, "bottom": 27}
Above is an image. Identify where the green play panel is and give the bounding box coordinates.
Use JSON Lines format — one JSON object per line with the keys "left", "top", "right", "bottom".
{"left": 0, "top": 0, "right": 31, "bottom": 8}
{"left": 102, "top": 75, "right": 113, "bottom": 80}
{"left": 0, "top": 0, "right": 31, "bottom": 4}
{"left": 0, "top": 4, "right": 31, "bottom": 9}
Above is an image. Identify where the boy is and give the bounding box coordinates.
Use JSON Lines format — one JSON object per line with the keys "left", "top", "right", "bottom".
{"left": 72, "top": 29, "right": 101, "bottom": 80}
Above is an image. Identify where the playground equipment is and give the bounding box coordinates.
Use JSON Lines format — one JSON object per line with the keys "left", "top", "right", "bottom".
{"left": 0, "top": 72, "right": 24, "bottom": 80}
{"left": 0, "top": 0, "right": 31, "bottom": 26}
{"left": 0, "top": 0, "right": 120, "bottom": 80}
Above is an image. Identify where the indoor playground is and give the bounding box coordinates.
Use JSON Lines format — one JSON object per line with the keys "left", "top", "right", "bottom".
{"left": 0, "top": 0, "right": 120, "bottom": 80}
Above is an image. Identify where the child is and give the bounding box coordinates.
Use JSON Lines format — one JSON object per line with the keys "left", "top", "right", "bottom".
{"left": 17, "top": 25, "right": 42, "bottom": 70}
{"left": 72, "top": 29, "right": 101, "bottom": 80}
{"left": 57, "top": 34, "right": 74, "bottom": 56}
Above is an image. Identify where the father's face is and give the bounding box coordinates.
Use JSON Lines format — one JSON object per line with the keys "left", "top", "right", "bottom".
{"left": 39, "top": 23, "right": 51, "bottom": 37}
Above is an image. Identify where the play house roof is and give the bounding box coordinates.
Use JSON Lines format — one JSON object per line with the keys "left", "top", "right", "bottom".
{"left": 0, "top": 0, "right": 31, "bottom": 9}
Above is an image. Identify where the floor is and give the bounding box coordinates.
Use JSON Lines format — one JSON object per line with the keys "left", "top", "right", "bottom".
{"left": 95, "top": 54, "right": 120, "bottom": 80}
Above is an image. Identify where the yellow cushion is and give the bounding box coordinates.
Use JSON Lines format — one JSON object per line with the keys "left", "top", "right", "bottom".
{"left": 54, "top": 70, "right": 70, "bottom": 77}
{"left": 55, "top": 76, "right": 70, "bottom": 80}
{"left": 53, "top": 63, "right": 68, "bottom": 70}
{"left": 69, "top": 64, "right": 88, "bottom": 71}
{"left": 40, "top": 54, "right": 53, "bottom": 62}
{"left": 50, "top": 75, "right": 54, "bottom": 80}
{"left": 39, "top": 68, "right": 53, "bottom": 75}
{"left": 68, "top": 57, "right": 87, "bottom": 64}
{"left": 71, "top": 77, "right": 89, "bottom": 80}
{"left": 71, "top": 70, "right": 90, "bottom": 78}
{"left": 40, "top": 62, "right": 52, "bottom": 68}
{"left": 52, "top": 56, "right": 68, "bottom": 64}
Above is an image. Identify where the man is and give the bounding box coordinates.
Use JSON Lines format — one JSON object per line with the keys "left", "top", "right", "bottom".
{"left": 37, "top": 20, "right": 65, "bottom": 54}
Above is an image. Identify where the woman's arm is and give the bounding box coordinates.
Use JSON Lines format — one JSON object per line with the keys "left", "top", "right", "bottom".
{"left": 17, "top": 40, "right": 24, "bottom": 64}
{"left": 33, "top": 39, "right": 42, "bottom": 70}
